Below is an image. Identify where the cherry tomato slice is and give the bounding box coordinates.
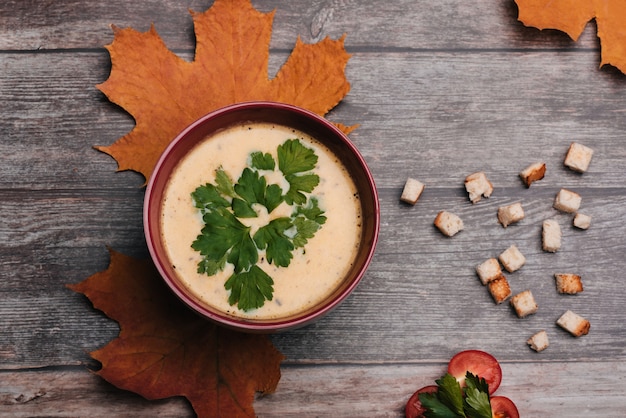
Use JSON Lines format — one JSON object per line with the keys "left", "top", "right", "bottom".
{"left": 447, "top": 350, "right": 502, "bottom": 394}
{"left": 405, "top": 385, "right": 438, "bottom": 418}
{"left": 490, "top": 396, "right": 520, "bottom": 418}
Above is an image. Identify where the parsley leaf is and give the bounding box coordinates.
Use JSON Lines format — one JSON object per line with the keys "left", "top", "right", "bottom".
{"left": 436, "top": 373, "right": 465, "bottom": 416}
{"left": 191, "top": 208, "right": 257, "bottom": 274}
{"left": 192, "top": 183, "right": 230, "bottom": 211}
{"left": 215, "top": 167, "right": 235, "bottom": 197}
{"left": 277, "top": 139, "right": 318, "bottom": 175}
{"left": 418, "top": 393, "right": 458, "bottom": 418}
{"left": 291, "top": 198, "right": 326, "bottom": 248}
{"left": 232, "top": 168, "right": 285, "bottom": 217}
{"left": 418, "top": 371, "right": 494, "bottom": 418}
{"left": 463, "top": 373, "right": 492, "bottom": 418}
{"left": 253, "top": 217, "right": 295, "bottom": 267}
{"left": 277, "top": 139, "right": 320, "bottom": 205}
{"left": 284, "top": 173, "right": 320, "bottom": 205}
{"left": 191, "top": 138, "right": 327, "bottom": 312}
{"left": 250, "top": 151, "right": 276, "bottom": 170}
{"left": 224, "top": 265, "right": 274, "bottom": 311}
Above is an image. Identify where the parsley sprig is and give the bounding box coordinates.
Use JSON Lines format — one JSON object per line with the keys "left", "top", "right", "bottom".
{"left": 191, "top": 139, "right": 326, "bottom": 312}
{"left": 419, "top": 372, "right": 492, "bottom": 418}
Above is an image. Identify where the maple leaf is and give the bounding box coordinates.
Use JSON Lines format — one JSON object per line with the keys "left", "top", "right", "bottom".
{"left": 67, "top": 249, "right": 284, "bottom": 418}
{"left": 96, "top": 0, "right": 353, "bottom": 182}
{"left": 515, "top": 0, "right": 626, "bottom": 73}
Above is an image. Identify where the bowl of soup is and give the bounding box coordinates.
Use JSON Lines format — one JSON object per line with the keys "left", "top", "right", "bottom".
{"left": 144, "top": 101, "right": 379, "bottom": 332}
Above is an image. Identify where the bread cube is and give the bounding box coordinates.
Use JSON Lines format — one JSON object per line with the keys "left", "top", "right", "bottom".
{"left": 434, "top": 211, "right": 464, "bottom": 237}
{"left": 555, "top": 273, "right": 584, "bottom": 294}
{"left": 519, "top": 162, "right": 546, "bottom": 187}
{"left": 557, "top": 310, "right": 590, "bottom": 337}
{"left": 497, "top": 202, "right": 524, "bottom": 227}
{"left": 527, "top": 330, "right": 549, "bottom": 352}
{"left": 499, "top": 245, "right": 526, "bottom": 273}
{"left": 465, "top": 171, "right": 493, "bottom": 203}
{"left": 488, "top": 275, "right": 511, "bottom": 304}
{"left": 564, "top": 142, "right": 594, "bottom": 173}
{"left": 400, "top": 177, "right": 425, "bottom": 205}
{"left": 573, "top": 213, "right": 591, "bottom": 230}
{"left": 553, "top": 188, "right": 581, "bottom": 213}
{"left": 510, "top": 289, "right": 538, "bottom": 318}
{"left": 542, "top": 219, "right": 561, "bottom": 253}
{"left": 476, "top": 258, "right": 502, "bottom": 285}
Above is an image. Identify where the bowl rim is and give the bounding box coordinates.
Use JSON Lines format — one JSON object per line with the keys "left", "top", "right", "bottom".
{"left": 144, "top": 101, "right": 380, "bottom": 332}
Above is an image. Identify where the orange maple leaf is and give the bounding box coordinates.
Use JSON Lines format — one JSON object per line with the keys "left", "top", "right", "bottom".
{"left": 96, "top": 0, "right": 352, "bottom": 182}
{"left": 68, "top": 249, "right": 284, "bottom": 418}
{"left": 515, "top": 0, "right": 626, "bottom": 73}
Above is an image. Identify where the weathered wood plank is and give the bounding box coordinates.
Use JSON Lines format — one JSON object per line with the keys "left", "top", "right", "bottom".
{"left": 2, "top": 361, "right": 625, "bottom": 416}
{"left": 1, "top": 51, "right": 625, "bottom": 189}
{"left": 0, "top": 0, "right": 602, "bottom": 52}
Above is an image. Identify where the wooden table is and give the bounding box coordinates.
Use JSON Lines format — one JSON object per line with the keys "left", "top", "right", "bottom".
{"left": 2, "top": 1, "right": 626, "bottom": 416}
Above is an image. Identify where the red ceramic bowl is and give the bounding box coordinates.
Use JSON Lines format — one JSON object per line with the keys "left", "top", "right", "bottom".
{"left": 144, "top": 101, "right": 379, "bottom": 332}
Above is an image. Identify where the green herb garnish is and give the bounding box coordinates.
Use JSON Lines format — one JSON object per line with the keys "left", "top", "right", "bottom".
{"left": 191, "top": 138, "right": 326, "bottom": 312}
{"left": 418, "top": 372, "right": 493, "bottom": 418}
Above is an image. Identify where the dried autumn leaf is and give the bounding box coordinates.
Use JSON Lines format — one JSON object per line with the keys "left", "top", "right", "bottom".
{"left": 68, "top": 249, "right": 284, "bottom": 417}
{"left": 516, "top": 0, "right": 626, "bottom": 73}
{"left": 96, "top": 0, "right": 352, "bottom": 182}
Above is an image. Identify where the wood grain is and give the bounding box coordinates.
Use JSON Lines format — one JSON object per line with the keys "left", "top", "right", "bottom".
{"left": 1, "top": 0, "right": 626, "bottom": 416}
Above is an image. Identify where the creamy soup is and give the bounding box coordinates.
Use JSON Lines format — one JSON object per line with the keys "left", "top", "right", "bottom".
{"left": 160, "top": 122, "right": 362, "bottom": 320}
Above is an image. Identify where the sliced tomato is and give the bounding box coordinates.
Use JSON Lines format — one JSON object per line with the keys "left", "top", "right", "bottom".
{"left": 405, "top": 385, "right": 438, "bottom": 418}
{"left": 490, "top": 396, "right": 519, "bottom": 418}
{"left": 447, "top": 350, "right": 502, "bottom": 394}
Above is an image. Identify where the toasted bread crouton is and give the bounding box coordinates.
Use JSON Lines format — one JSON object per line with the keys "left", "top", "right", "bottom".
{"left": 555, "top": 273, "right": 584, "bottom": 294}
{"left": 499, "top": 245, "right": 526, "bottom": 273}
{"left": 573, "top": 213, "right": 591, "bottom": 230}
{"left": 542, "top": 219, "right": 561, "bottom": 253}
{"left": 527, "top": 330, "right": 549, "bottom": 352}
{"left": 400, "top": 177, "right": 425, "bottom": 205}
{"left": 510, "top": 289, "right": 538, "bottom": 318}
{"left": 519, "top": 162, "right": 546, "bottom": 187}
{"left": 557, "top": 310, "right": 590, "bottom": 337}
{"left": 497, "top": 202, "right": 525, "bottom": 227}
{"left": 434, "top": 211, "right": 464, "bottom": 237}
{"left": 465, "top": 171, "right": 493, "bottom": 203}
{"left": 564, "top": 142, "right": 594, "bottom": 173}
{"left": 476, "top": 258, "right": 502, "bottom": 285}
{"left": 553, "top": 188, "right": 582, "bottom": 213}
{"left": 488, "top": 275, "right": 511, "bottom": 304}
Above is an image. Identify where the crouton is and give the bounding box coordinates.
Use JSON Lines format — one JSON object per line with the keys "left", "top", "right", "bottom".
{"left": 400, "top": 177, "right": 425, "bottom": 205}
{"left": 527, "top": 330, "right": 549, "bottom": 352}
{"left": 564, "top": 142, "right": 594, "bottom": 173}
{"left": 556, "top": 310, "right": 590, "bottom": 337}
{"left": 553, "top": 188, "right": 582, "bottom": 213}
{"left": 573, "top": 213, "right": 591, "bottom": 230}
{"left": 510, "top": 289, "right": 538, "bottom": 318}
{"left": 499, "top": 245, "right": 526, "bottom": 273}
{"left": 434, "top": 211, "right": 464, "bottom": 237}
{"left": 555, "top": 273, "right": 584, "bottom": 294}
{"left": 488, "top": 275, "right": 511, "bottom": 304}
{"left": 465, "top": 172, "right": 493, "bottom": 203}
{"left": 519, "top": 162, "right": 546, "bottom": 187}
{"left": 497, "top": 202, "right": 525, "bottom": 227}
{"left": 476, "top": 258, "right": 502, "bottom": 285}
{"left": 542, "top": 219, "right": 561, "bottom": 253}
